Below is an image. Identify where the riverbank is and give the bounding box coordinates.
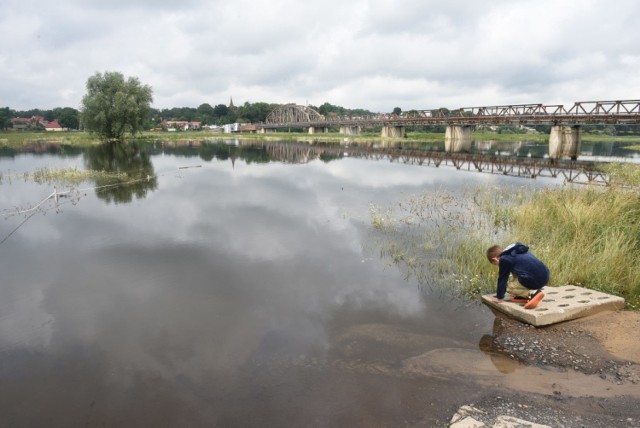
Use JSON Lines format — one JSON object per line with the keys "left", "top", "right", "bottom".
{"left": 2, "top": 130, "right": 640, "bottom": 148}
{"left": 453, "top": 308, "right": 640, "bottom": 427}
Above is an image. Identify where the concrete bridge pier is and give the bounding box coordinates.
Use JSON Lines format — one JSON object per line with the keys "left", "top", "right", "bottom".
{"left": 549, "top": 125, "right": 581, "bottom": 160}
{"left": 308, "top": 126, "right": 329, "bottom": 134}
{"left": 445, "top": 125, "right": 473, "bottom": 152}
{"left": 381, "top": 125, "right": 405, "bottom": 138}
{"left": 340, "top": 125, "right": 361, "bottom": 135}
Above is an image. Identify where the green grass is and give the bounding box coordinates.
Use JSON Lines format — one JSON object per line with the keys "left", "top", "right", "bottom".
{"left": 0, "top": 131, "right": 100, "bottom": 147}
{"left": 511, "top": 185, "right": 640, "bottom": 307}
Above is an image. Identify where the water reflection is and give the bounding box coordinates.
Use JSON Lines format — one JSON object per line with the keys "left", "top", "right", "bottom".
{"left": 85, "top": 142, "right": 158, "bottom": 203}
{"left": 2, "top": 138, "right": 639, "bottom": 164}
{"left": 478, "top": 316, "right": 520, "bottom": 374}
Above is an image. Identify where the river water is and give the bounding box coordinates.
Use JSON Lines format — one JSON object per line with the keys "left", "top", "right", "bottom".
{"left": 0, "top": 139, "right": 637, "bottom": 426}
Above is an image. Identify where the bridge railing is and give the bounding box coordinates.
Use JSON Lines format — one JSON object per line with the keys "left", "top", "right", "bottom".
{"left": 564, "top": 100, "right": 640, "bottom": 115}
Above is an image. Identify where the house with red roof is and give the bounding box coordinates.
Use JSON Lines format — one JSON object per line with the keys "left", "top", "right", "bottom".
{"left": 43, "top": 120, "right": 63, "bottom": 131}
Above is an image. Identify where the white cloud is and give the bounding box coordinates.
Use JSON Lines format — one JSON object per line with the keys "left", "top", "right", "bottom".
{"left": 1, "top": 0, "right": 638, "bottom": 112}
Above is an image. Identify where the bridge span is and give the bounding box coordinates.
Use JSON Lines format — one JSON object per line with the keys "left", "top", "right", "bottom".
{"left": 260, "top": 100, "right": 640, "bottom": 160}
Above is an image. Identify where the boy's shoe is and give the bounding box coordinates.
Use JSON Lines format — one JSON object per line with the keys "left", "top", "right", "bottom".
{"left": 509, "top": 296, "right": 529, "bottom": 303}
{"left": 524, "top": 290, "right": 545, "bottom": 309}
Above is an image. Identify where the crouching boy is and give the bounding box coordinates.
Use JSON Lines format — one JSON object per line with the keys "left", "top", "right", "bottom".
{"left": 486, "top": 242, "right": 550, "bottom": 309}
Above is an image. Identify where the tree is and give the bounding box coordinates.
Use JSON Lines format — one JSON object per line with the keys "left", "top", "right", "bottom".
{"left": 392, "top": 106, "right": 402, "bottom": 115}
{"left": 212, "top": 104, "right": 229, "bottom": 118}
{"left": 317, "top": 102, "right": 346, "bottom": 116}
{"left": 80, "top": 71, "right": 153, "bottom": 141}
{"left": 237, "top": 102, "right": 276, "bottom": 123}
{"left": 0, "top": 107, "right": 12, "bottom": 130}
{"left": 55, "top": 107, "right": 80, "bottom": 130}
{"left": 196, "top": 103, "right": 215, "bottom": 124}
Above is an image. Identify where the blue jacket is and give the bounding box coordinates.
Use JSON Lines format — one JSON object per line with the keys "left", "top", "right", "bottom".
{"left": 496, "top": 242, "right": 550, "bottom": 299}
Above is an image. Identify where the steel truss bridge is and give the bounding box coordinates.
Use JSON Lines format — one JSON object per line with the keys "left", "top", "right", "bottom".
{"left": 264, "top": 100, "right": 640, "bottom": 128}
{"left": 261, "top": 142, "right": 610, "bottom": 185}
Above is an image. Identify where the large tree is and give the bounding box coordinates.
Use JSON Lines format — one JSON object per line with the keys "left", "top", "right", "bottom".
{"left": 80, "top": 71, "right": 153, "bottom": 140}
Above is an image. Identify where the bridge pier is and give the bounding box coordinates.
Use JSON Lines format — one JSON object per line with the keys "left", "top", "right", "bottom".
{"left": 308, "top": 126, "right": 329, "bottom": 134}
{"left": 549, "top": 125, "right": 581, "bottom": 160}
{"left": 381, "top": 125, "right": 405, "bottom": 138}
{"left": 259, "top": 128, "right": 277, "bottom": 134}
{"left": 340, "top": 125, "right": 361, "bottom": 135}
{"left": 445, "top": 125, "right": 473, "bottom": 152}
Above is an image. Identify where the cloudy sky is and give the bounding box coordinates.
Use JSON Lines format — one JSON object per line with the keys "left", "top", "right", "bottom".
{"left": 1, "top": 0, "right": 639, "bottom": 113}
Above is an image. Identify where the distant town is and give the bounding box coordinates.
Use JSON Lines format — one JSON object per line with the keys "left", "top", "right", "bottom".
{"left": 1, "top": 96, "right": 369, "bottom": 134}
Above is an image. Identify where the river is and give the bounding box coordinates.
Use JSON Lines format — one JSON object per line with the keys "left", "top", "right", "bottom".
{"left": 0, "top": 138, "right": 637, "bottom": 426}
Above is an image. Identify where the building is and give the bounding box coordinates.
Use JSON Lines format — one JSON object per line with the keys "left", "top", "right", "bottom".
{"left": 10, "top": 116, "right": 64, "bottom": 131}
{"left": 162, "top": 120, "right": 202, "bottom": 131}
{"left": 43, "top": 120, "right": 63, "bottom": 131}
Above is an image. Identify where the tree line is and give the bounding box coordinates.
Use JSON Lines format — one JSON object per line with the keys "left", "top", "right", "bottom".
{"left": 1, "top": 70, "right": 638, "bottom": 141}
{"left": 0, "top": 101, "right": 379, "bottom": 132}
{"left": 0, "top": 103, "right": 275, "bottom": 131}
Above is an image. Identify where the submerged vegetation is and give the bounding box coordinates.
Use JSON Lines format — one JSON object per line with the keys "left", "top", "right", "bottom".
{"left": 0, "top": 167, "right": 129, "bottom": 186}
{"left": 369, "top": 163, "right": 640, "bottom": 309}
{"left": 28, "top": 167, "right": 128, "bottom": 185}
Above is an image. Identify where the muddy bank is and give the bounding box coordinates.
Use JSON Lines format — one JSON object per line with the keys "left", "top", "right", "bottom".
{"left": 481, "top": 310, "right": 640, "bottom": 385}
{"left": 191, "top": 308, "right": 640, "bottom": 427}
{"left": 440, "top": 310, "right": 640, "bottom": 427}
{"left": 322, "top": 309, "right": 640, "bottom": 427}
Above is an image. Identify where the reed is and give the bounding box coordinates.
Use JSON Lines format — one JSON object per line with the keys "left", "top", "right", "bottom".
{"left": 0, "top": 167, "right": 129, "bottom": 186}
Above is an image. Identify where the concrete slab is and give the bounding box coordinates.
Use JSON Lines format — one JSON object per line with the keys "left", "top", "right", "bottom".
{"left": 481, "top": 285, "right": 625, "bottom": 327}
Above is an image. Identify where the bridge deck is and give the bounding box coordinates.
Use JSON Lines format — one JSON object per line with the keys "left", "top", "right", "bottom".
{"left": 264, "top": 100, "right": 640, "bottom": 128}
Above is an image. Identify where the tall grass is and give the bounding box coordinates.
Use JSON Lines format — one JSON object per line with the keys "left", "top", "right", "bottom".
{"left": 369, "top": 164, "right": 640, "bottom": 308}
{"left": 510, "top": 168, "right": 640, "bottom": 308}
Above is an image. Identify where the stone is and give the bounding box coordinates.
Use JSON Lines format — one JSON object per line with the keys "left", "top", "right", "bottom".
{"left": 482, "top": 285, "right": 625, "bottom": 327}
{"left": 450, "top": 405, "right": 486, "bottom": 425}
{"left": 450, "top": 416, "right": 486, "bottom": 428}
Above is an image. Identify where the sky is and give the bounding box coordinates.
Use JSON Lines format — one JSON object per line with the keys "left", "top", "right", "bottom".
{"left": 1, "top": 0, "right": 639, "bottom": 113}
